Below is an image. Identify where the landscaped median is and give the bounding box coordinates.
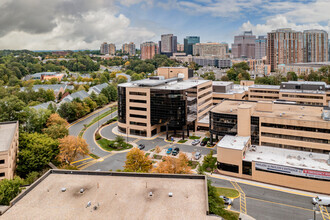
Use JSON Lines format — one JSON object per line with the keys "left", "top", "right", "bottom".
{"left": 96, "top": 134, "right": 133, "bottom": 152}
{"left": 216, "top": 187, "right": 240, "bottom": 199}
{"left": 78, "top": 106, "right": 118, "bottom": 137}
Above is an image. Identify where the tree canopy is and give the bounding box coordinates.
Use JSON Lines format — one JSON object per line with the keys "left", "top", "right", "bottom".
{"left": 124, "top": 148, "right": 152, "bottom": 173}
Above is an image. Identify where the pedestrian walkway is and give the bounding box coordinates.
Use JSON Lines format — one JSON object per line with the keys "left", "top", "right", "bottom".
{"left": 320, "top": 205, "right": 330, "bottom": 220}
{"left": 231, "top": 181, "right": 247, "bottom": 215}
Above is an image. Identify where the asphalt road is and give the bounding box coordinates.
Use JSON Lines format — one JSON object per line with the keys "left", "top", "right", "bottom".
{"left": 209, "top": 176, "right": 326, "bottom": 220}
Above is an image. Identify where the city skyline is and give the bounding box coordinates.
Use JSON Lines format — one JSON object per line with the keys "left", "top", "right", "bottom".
{"left": 0, "top": 0, "right": 330, "bottom": 50}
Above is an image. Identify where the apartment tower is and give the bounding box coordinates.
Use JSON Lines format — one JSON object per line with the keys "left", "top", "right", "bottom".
{"left": 303, "top": 30, "right": 328, "bottom": 63}
{"left": 232, "top": 31, "right": 256, "bottom": 59}
{"left": 159, "top": 34, "right": 177, "bottom": 56}
{"left": 193, "top": 43, "right": 228, "bottom": 57}
{"left": 140, "top": 42, "right": 158, "bottom": 60}
{"left": 267, "top": 28, "right": 303, "bottom": 72}
{"left": 255, "top": 36, "right": 267, "bottom": 59}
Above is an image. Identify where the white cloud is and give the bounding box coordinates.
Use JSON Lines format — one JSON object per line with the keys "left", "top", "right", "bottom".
{"left": 0, "top": 0, "right": 156, "bottom": 50}
{"left": 240, "top": 15, "right": 330, "bottom": 37}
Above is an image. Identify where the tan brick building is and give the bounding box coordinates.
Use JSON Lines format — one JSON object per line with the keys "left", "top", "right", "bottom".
{"left": 0, "top": 121, "right": 19, "bottom": 180}
{"left": 118, "top": 78, "right": 213, "bottom": 138}
{"left": 157, "top": 67, "right": 193, "bottom": 80}
{"left": 210, "top": 100, "right": 330, "bottom": 194}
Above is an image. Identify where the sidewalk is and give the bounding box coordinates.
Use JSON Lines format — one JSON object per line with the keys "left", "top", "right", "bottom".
{"left": 208, "top": 173, "right": 322, "bottom": 197}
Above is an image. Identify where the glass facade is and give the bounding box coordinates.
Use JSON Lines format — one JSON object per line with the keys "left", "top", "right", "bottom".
{"left": 184, "top": 36, "right": 200, "bottom": 55}
{"left": 118, "top": 87, "right": 126, "bottom": 123}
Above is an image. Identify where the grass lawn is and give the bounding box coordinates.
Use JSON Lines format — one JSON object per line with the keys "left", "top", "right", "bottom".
{"left": 97, "top": 138, "right": 132, "bottom": 151}
{"left": 189, "top": 135, "right": 201, "bottom": 140}
{"left": 177, "top": 139, "right": 188, "bottom": 143}
{"left": 89, "top": 153, "right": 100, "bottom": 159}
{"left": 88, "top": 106, "right": 118, "bottom": 127}
{"left": 216, "top": 187, "right": 240, "bottom": 198}
{"left": 220, "top": 210, "right": 240, "bottom": 220}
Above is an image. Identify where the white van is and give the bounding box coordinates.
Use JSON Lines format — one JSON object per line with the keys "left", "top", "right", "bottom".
{"left": 312, "top": 196, "right": 330, "bottom": 206}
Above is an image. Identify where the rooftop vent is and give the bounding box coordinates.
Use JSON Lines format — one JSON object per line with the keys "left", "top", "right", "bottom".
{"left": 169, "top": 192, "right": 173, "bottom": 197}
{"left": 61, "top": 188, "right": 66, "bottom": 192}
{"left": 80, "top": 188, "right": 84, "bottom": 193}
{"left": 149, "top": 192, "right": 153, "bottom": 197}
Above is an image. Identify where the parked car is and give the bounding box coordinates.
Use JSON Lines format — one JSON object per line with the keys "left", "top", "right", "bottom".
{"left": 192, "top": 139, "right": 200, "bottom": 146}
{"left": 138, "top": 144, "right": 145, "bottom": 150}
{"left": 194, "top": 152, "right": 201, "bottom": 160}
{"left": 166, "top": 148, "right": 173, "bottom": 154}
{"left": 220, "top": 196, "right": 233, "bottom": 205}
{"left": 312, "top": 196, "right": 330, "bottom": 206}
{"left": 172, "top": 147, "right": 180, "bottom": 156}
{"left": 200, "top": 140, "right": 207, "bottom": 146}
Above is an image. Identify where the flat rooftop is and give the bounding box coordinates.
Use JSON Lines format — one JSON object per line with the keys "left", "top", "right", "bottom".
{"left": 3, "top": 170, "right": 215, "bottom": 220}
{"left": 244, "top": 145, "right": 330, "bottom": 173}
{"left": 0, "top": 122, "right": 17, "bottom": 152}
{"left": 249, "top": 84, "right": 280, "bottom": 90}
{"left": 211, "top": 100, "right": 329, "bottom": 124}
{"left": 217, "top": 135, "right": 250, "bottom": 150}
{"left": 119, "top": 78, "right": 210, "bottom": 90}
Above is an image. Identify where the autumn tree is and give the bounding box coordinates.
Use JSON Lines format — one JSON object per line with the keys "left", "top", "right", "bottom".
{"left": 43, "top": 113, "right": 69, "bottom": 139}
{"left": 124, "top": 147, "right": 152, "bottom": 173}
{"left": 152, "top": 152, "right": 192, "bottom": 174}
{"left": 58, "top": 136, "right": 89, "bottom": 164}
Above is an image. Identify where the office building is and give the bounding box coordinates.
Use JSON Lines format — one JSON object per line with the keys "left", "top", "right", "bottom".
{"left": 193, "top": 57, "right": 231, "bottom": 69}
{"left": 177, "top": 43, "right": 184, "bottom": 52}
{"left": 193, "top": 43, "right": 228, "bottom": 57}
{"left": 0, "top": 121, "right": 19, "bottom": 180}
{"left": 303, "top": 30, "right": 328, "bottom": 63}
{"left": 210, "top": 100, "right": 330, "bottom": 194}
{"left": 232, "top": 31, "right": 256, "bottom": 59}
{"left": 140, "top": 42, "right": 158, "bottom": 60}
{"left": 122, "top": 42, "right": 136, "bottom": 56}
{"left": 118, "top": 77, "right": 212, "bottom": 138}
{"left": 212, "top": 81, "right": 249, "bottom": 105}
{"left": 160, "top": 34, "right": 177, "bottom": 56}
{"left": 267, "top": 28, "right": 303, "bottom": 72}
{"left": 184, "top": 36, "right": 200, "bottom": 55}
{"left": 255, "top": 36, "right": 267, "bottom": 59}
{"left": 248, "top": 81, "right": 330, "bottom": 106}
{"left": 277, "top": 62, "right": 330, "bottom": 76}
{"left": 2, "top": 170, "right": 213, "bottom": 218}
{"left": 157, "top": 67, "right": 193, "bottom": 80}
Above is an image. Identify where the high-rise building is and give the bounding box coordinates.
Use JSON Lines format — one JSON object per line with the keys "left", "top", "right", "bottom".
{"left": 267, "top": 28, "right": 303, "bottom": 72}
{"left": 184, "top": 36, "right": 200, "bottom": 55}
{"left": 193, "top": 43, "right": 228, "bottom": 57}
{"left": 100, "top": 42, "right": 109, "bottom": 55}
{"left": 140, "top": 41, "right": 158, "bottom": 60}
{"left": 303, "top": 30, "right": 328, "bottom": 63}
{"left": 232, "top": 31, "right": 256, "bottom": 59}
{"left": 160, "top": 34, "right": 177, "bottom": 56}
{"left": 122, "top": 42, "right": 136, "bottom": 56}
{"left": 177, "top": 43, "right": 184, "bottom": 52}
{"left": 100, "top": 42, "right": 116, "bottom": 55}
{"left": 109, "top": 43, "right": 116, "bottom": 55}
{"left": 255, "top": 36, "right": 267, "bottom": 59}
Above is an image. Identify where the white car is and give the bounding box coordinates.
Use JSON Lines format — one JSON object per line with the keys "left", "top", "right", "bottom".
{"left": 195, "top": 152, "right": 201, "bottom": 160}
{"left": 192, "top": 139, "right": 200, "bottom": 146}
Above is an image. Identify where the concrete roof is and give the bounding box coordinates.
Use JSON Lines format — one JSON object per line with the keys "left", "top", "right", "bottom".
{"left": 249, "top": 84, "right": 280, "bottom": 90}
{"left": 0, "top": 122, "right": 17, "bottom": 152}
{"left": 211, "top": 100, "right": 330, "bottom": 124}
{"left": 3, "top": 170, "right": 215, "bottom": 220}
{"left": 217, "top": 135, "right": 250, "bottom": 150}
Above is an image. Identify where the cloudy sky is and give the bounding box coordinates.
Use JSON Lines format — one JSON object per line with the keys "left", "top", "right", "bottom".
{"left": 0, "top": 0, "right": 329, "bottom": 50}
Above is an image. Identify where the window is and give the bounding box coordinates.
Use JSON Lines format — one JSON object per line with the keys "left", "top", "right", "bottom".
{"left": 129, "top": 99, "right": 147, "bottom": 104}
{"left": 129, "top": 92, "right": 146, "bottom": 96}
{"left": 130, "top": 121, "right": 147, "bottom": 126}
{"left": 242, "top": 161, "right": 252, "bottom": 175}
{"left": 130, "top": 114, "right": 147, "bottom": 119}
{"left": 118, "top": 126, "right": 126, "bottom": 133}
{"left": 0, "top": 160, "right": 4, "bottom": 164}
{"left": 130, "top": 129, "right": 146, "bottom": 137}
{"left": 0, "top": 173, "right": 5, "bottom": 177}
{"left": 129, "top": 106, "right": 147, "bottom": 111}
{"left": 217, "top": 162, "right": 239, "bottom": 173}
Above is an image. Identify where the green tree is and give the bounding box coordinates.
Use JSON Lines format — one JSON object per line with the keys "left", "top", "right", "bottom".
{"left": 131, "top": 73, "right": 144, "bottom": 81}
{"left": 0, "top": 177, "right": 24, "bottom": 205}
{"left": 0, "top": 95, "right": 25, "bottom": 122}
{"left": 287, "top": 72, "right": 298, "bottom": 81}
{"left": 202, "top": 72, "right": 216, "bottom": 80}
{"left": 17, "top": 132, "right": 59, "bottom": 178}
{"left": 201, "top": 151, "right": 217, "bottom": 172}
